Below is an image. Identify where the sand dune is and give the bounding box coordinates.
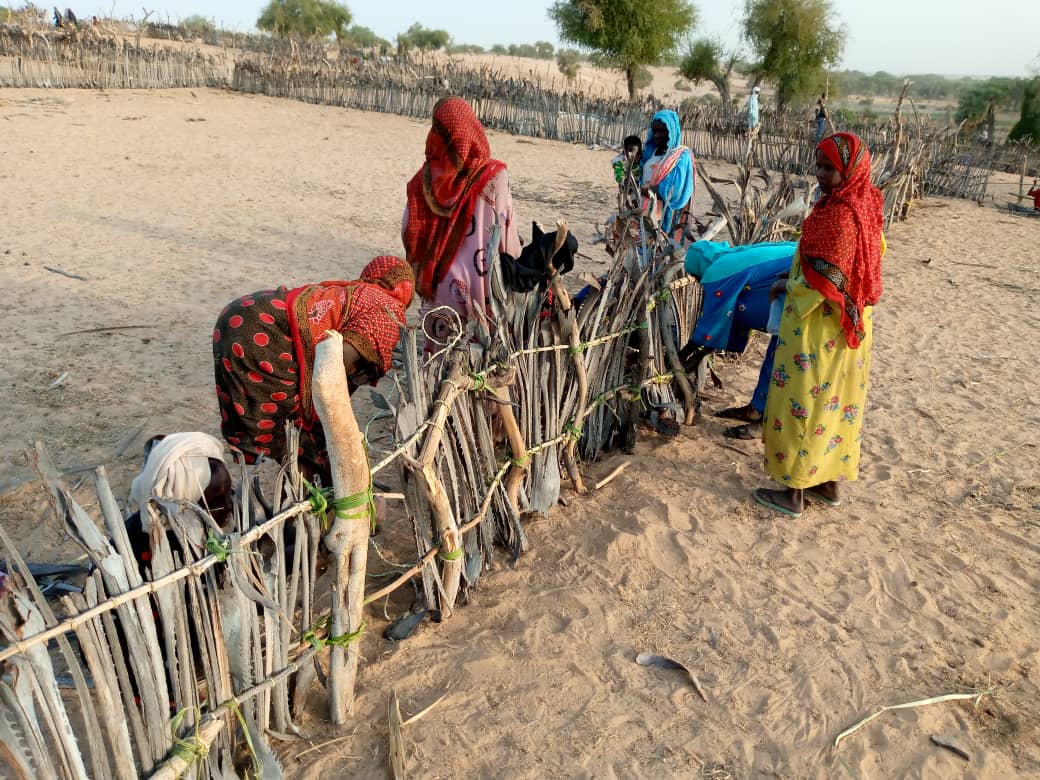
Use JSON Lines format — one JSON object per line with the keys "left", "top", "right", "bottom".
{"left": 1, "top": 87, "right": 1038, "bottom": 778}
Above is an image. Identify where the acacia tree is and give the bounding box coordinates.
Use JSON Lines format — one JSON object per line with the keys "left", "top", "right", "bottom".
{"left": 549, "top": 0, "right": 698, "bottom": 100}
{"left": 557, "top": 48, "right": 582, "bottom": 81}
{"left": 742, "top": 0, "right": 845, "bottom": 112}
{"left": 397, "top": 23, "right": 450, "bottom": 52}
{"left": 956, "top": 79, "right": 1017, "bottom": 144}
{"left": 1009, "top": 77, "right": 1040, "bottom": 145}
{"left": 679, "top": 38, "right": 737, "bottom": 107}
{"left": 257, "top": 0, "right": 352, "bottom": 42}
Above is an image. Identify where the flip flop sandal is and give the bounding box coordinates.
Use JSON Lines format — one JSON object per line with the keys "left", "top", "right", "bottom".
{"left": 723, "top": 424, "right": 756, "bottom": 440}
{"left": 751, "top": 488, "right": 802, "bottom": 518}
{"left": 806, "top": 488, "right": 842, "bottom": 507}
{"left": 715, "top": 405, "right": 763, "bottom": 423}
{"left": 647, "top": 412, "right": 681, "bottom": 438}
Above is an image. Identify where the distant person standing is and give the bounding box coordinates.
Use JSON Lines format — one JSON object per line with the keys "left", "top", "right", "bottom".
{"left": 747, "top": 86, "right": 761, "bottom": 131}
{"left": 815, "top": 97, "right": 829, "bottom": 143}
{"left": 1028, "top": 179, "right": 1040, "bottom": 211}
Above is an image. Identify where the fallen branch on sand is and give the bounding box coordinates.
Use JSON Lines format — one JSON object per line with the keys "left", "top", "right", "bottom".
{"left": 593, "top": 461, "right": 630, "bottom": 491}
{"left": 57, "top": 324, "right": 154, "bottom": 337}
{"left": 44, "top": 266, "right": 89, "bottom": 281}
{"left": 833, "top": 690, "right": 992, "bottom": 748}
{"left": 387, "top": 688, "right": 447, "bottom": 779}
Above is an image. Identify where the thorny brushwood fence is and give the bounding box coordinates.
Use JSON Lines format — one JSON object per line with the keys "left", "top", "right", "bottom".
{"left": 1, "top": 23, "right": 1015, "bottom": 201}
{"left": 0, "top": 186, "right": 719, "bottom": 776}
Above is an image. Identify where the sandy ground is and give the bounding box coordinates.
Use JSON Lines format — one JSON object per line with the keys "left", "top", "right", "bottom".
{"left": 1, "top": 88, "right": 1039, "bottom": 778}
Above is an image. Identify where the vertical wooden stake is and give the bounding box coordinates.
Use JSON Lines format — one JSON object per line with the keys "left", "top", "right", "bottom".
{"left": 311, "top": 330, "right": 371, "bottom": 723}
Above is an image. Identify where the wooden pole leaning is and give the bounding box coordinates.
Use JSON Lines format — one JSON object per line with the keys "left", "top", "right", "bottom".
{"left": 546, "top": 219, "right": 588, "bottom": 495}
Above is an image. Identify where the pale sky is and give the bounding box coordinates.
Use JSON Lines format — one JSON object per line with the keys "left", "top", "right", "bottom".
{"left": 97, "top": 0, "right": 1037, "bottom": 77}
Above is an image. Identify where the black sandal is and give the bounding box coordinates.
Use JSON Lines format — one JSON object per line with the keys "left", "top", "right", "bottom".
{"left": 723, "top": 424, "right": 756, "bottom": 440}
{"left": 715, "top": 404, "right": 763, "bottom": 423}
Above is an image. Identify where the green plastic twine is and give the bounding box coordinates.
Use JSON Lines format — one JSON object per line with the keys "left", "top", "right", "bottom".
{"left": 303, "top": 616, "right": 366, "bottom": 649}
{"left": 169, "top": 707, "right": 208, "bottom": 765}
{"left": 438, "top": 546, "right": 464, "bottom": 562}
{"left": 468, "top": 372, "right": 488, "bottom": 392}
{"left": 306, "top": 477, "right": 376, "bottom": 533}
{"left": 205, "top": 532, "right": 231, "bottom": 563}
{"left": 304, "top": 479, "right": 330, "bottom": 516}
{"left": 326, "top": 621, "right": 366, "bottom": 648}
{"left": 564, "top": 422, "right": 583, "bottom": 441}
{"left": 330, "top": 487, "right": 375, "bottom": 522}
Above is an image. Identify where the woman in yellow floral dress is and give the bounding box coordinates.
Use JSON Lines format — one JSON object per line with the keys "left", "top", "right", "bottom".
{"left": 753, "top": 132, "right": 885, "bottom": 518}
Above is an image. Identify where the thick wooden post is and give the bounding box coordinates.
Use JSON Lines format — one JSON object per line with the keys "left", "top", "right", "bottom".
{"left": 311, "top": 330, "right": 371, "bottom": 723}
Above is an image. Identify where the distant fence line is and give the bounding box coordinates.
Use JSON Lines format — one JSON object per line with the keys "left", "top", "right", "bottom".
{"left": 0, "top": 24, "right": 1003, "bottom": 201}
{"left": 231, "top": 56, "right": 990, "bottom": 203}
{"left": 0, "top": 26, "right": 230, "bottom": 88}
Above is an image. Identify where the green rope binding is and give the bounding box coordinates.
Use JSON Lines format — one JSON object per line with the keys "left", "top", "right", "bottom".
{"left": 330, "top": 487, "right": 374, "bottom": 520}
{"left": 169, "top": 707, "right": 209, "bottom": 765}
{"left": 305, "top": 468, "right": 376, "bottom": 532}
{"left": 326, "top": 621, "right": 366, "bottom": 648}
{"left": 304, "top": 479, "right": 330, "bottom": 516}
{"left": 438, "top": 546, "right": 464, "bottom": 562}
{"left": 303, "top": 616, "right": 367, "bottom": 649}
{"left": 205, "top": 532, "right": 259, "bottom": 563}
{"left": 205, "top": 532, "right": 231, "bottom": 563}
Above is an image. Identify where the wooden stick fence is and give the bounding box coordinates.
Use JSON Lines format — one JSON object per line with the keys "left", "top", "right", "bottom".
{"left": 0, "top": 196, "right": 710, "bottom": 778}
{"left": 0, "top": 434, "right": 336, "bottom": 778}
{"left": 0, "top": 26, "right": 231, "bottom": 88}
{"left": 1, "top": 20, "right": 1004, "bottom": 202}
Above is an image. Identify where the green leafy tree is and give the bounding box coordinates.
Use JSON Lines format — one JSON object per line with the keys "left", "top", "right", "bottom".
{"left": 490, "top": 44, "right": 508, "bottom": 54}
{"left": 341, "top": 24, "right": 390, "bottom": 50}
{"left": 679, "top": 38, "right": 736, "bottom": 106}
{"left": 742, "top": 0, "right": 845, "bottom": 112}
{"left": 397, "top": 22, "right": 450, "bottom": 51}
{"left": 449, "top": 43, "right": 486, "bottom": 54}
{"left": 549, "top": 0, "right": 698, "bottom": 100}
{"left": 534, "top": 40, "right": 555, "bottom": 59}
{"left": 956, "top": 79, "right": 1016, "bottom": 143}
{"left": 256, "top": 0, "right": 352, "bottom": 42}
{"left": 557, "top": 48, "right": 582, "bottom": 81}
{"left": 507, "top": 43, "right": 537, "bottom": 58}
{"left": 181, "top": 14, "right": 216, "bottom": 37}
{"left": 1009, "top": 77, "right": 1040, "bottom": 144}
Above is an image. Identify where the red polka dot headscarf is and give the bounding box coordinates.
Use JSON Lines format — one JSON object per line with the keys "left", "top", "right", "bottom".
{"left": 800, "top": 132, "right": 884, "bottom": 348}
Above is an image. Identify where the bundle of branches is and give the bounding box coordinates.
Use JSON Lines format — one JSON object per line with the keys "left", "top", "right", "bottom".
{"left": 696, "top": 138, "right": 813, "bottom": 246}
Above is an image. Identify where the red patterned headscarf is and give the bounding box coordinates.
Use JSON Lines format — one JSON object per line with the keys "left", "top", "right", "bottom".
{"left": 286, "top": 257, "right": 413, "bottom": 419}
{"left": 360, "top": 255, "right": 415, "bottom": 309}
{"left": 403, "top": 96, "right": 506, "bottom": 300}
{"left": 800, "top": 132, "right": 884, "bottom": 348}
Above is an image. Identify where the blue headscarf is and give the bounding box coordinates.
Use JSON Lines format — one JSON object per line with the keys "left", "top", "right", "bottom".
{"left": 641, "top": 110, "right": 695, "bottom": 234}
